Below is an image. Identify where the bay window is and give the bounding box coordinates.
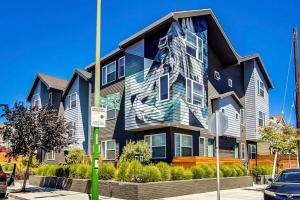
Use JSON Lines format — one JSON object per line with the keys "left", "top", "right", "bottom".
{"left": 145, "top": 133, "right": 166, "bottom": 159}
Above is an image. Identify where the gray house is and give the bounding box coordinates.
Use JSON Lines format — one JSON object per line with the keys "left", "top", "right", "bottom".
{"left": 27, "top": 73, "right": 68, "bottom": 163}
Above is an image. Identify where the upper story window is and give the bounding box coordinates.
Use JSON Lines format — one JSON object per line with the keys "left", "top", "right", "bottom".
{"left": 185, "top": 30, "right": 203, "bottom": 62}
{"left": 228, "top": 79, "right": 233, "bottom": 87}
{"left": 158, "top": 36, "right": 168, "bottom": 49}
{"left": 258, "top": 111, "right": 265, "bottom": 127}
{"left": 240, "top": 109, "right": 245, "bottom": 125}
{"left": 67, "top": 122, "right": 76, "bottom": 137}
{"left": 159, "top": 74, "right": 169, "bottom": 101}
{"left": 258, "top": 80, "right": 265, "bottom": 97}
{"left": 214, "top": 71, "right": 221, "bottom": 80}
{"left": 102, "top": 61, "right": 116, "bottom": 85}
{"left": 49, "top": 92, "right": 53, "bottom": 105}
{"left": 235, "top": 112, "right": 240, "bottom": 120}
{"left": 68, "top": 93, "right": 77, "bottom": 109}
{"left": 107, "top": 105, "right": 116, "bottom": 120}
{"left": 32, "top": 94, "right": 40, "bottom": 108}
{"left": 101, "top": 140, "right": 116, "bottom": 160}
{"left": 118, "top": 57, "right": 125, "bottom": 78}
{"left": 145, "top": 133, "right": 166, "bottom": 159}
{"left": 186, "top": 79, "right": 204, "bottom": 107}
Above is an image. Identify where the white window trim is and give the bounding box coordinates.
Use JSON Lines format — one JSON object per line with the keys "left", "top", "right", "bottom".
{"left": 240, "top": 143, "right": 246, "bottom": 160}
{"left": 214, "top": 71, "right": 221, "bottom": 80}
{"left": 102, "top": 61, "right": 116, "bottom": 86}
{"left": 101, "top": 140, "right": 116, "bottom": 161}
{"left": 186, "top": 78, "right": 204, "bottom": 108}
{"left": 49, "top": 92, "right": 53, "bottom": 105}
{"left": 184, "top": 30, "right": 203, "bottom": 62}
{"left": 175, "top": 133, "right": 193, "bottom": 157}
{"left": 32, "top": 94, "right": 41, "bottom": 108}
{"left": 258, "top": 111, "right": 265, "bottom": 127}
{"left": 159, "top": 74, "right": 170, "bottom": 102}
{"left": 258, "top": 80, "right": 265, "bottom": 97}
{"left": 199, "top": 137, "right": 206, "bottom": 156}
{"left": 144, "top": 133, "right": 166, "bottom": 159}
{"left": 228, "top": 79, "right": 233, "bottom": 87}
{"left": 46, "top": 150, "right": 55, "bottom": 161}
{"left": 68, "top": 93, "right": 77, "bottom": 110}
{"left": 118, "top": 56, "right": 125, "bottom": 79}
{"left": 248, "top": 144, "right": 257, "bottom": 159}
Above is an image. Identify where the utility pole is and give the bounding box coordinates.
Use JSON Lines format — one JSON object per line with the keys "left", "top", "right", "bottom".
{"left": 293, "top": 27, "right": 300, "bottom": 168}
{"left": 91, "top": 0, "right": 101, "bottom": 199}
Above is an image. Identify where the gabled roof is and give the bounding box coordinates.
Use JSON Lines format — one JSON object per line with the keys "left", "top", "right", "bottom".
{"left": 86, "top": 8, "right": 240, "bottom": 70}
{"left": 27, "top": 73, "right": 68, "bottom": 101}
{"left": 62, "top": 69, "right": 92, "bottom": 99}
{"left": 211, "top": 91, "right": 243, "bottom": 107}
{"left": 240, "top": 53, "right": 274, "bottom": 89}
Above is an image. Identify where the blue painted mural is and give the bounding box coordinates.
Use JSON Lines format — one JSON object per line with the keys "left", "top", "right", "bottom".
{"left": 125, "top": 16, "right": 208, "bottom": 130}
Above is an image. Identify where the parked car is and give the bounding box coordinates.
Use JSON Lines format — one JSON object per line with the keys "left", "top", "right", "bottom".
{"left": 264, "top": 168, "right": 300, "bottom": 200}
{"left": 0, "top": 165, "right": 7, "bottom": 198}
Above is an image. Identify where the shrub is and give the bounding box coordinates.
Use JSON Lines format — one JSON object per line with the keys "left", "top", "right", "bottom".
{"left": 170, "top": 167, "right": 185, "bottom": 180}
{"left": 55, "top": 166, "right": 70, "bottom": 177}
{"left": 233, "top": 165, "right": 243, "bottom": 177}
{"left": 69, "top": 164, "right": 79, "bottom": 178}
{"left": 142, "top": 165, "right": 162, "bottom": 182}
{"left": 75, "top": 164, "right": 89, "bottom": 179}
{"left": 85, "top": 165, "right": 92, "bottom": 179}
{"left": 21, "top": 155, "right": 39, "bottom": 169}
{"left": 237, "top": 165, "right": 248, "bottom": 176}
{"left": 66, "top": 147, "right": 85, "bottom": 165}
{"left": 119, "top": 141, "right": 151, "bottom": 163}
{"left": 191, "top": 167, "right": 205, "bottom": 179}
{"left": 156, "top": 162, "right": 171, "bottom": 181}
{"left": 3, "top": 164, "right": 15, "bottom": 172}
{"left": 220, "top": 165, "right": 232, "bottom": 177}
{"left": 98, "top": 162, "right": 116, "bottom": 180}
{"left": 200, "top": 165, "right": 214, "bottom": 178}
{"left": 125, "top": 160, "right": 144, "bottom": 182}
{"left": 183, "top": 170, "right": 193, "bottom": 180}
{"left": 115, "top": 161, "right": 129, "bottom": 181}
{"left": 252, "top": 165, "right": 273, "bottom": 176}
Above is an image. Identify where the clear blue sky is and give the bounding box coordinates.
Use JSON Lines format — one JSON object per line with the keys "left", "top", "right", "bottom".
{"left": 0, "top": 0, "right": 299, "bottom": 125}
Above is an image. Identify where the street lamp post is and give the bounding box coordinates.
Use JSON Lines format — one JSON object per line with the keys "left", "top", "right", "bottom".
{"left": 91, "top": 0, "right": 101, "bottom": 199}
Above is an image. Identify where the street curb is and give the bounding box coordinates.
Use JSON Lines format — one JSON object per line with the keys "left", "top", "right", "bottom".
{"left": 8, "top": 193, "right": 29, "bottom": 200}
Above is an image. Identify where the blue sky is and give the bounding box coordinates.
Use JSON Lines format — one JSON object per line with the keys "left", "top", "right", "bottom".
{"left": 0, "top": 0, "right": 299, "bottom": 124}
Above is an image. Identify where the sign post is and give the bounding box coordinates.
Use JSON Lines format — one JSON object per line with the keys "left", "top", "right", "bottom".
{"left": 215, "top": 111, "right": 221, "bottom": 200}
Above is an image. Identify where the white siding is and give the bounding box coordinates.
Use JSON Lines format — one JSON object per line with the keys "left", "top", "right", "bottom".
{"left": 31, "top": 81, "right": 42, "bottom": 107}
{"left": 244, "top": 60, "right": 270, "bottom": 140}
{"left": 64, "top": 77, "right": 86, "bottom": 151}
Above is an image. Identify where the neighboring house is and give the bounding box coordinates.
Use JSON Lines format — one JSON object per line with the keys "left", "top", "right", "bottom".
{"left": 84, "top": 9, "right": 273, "bottom": 163}
{"left": 62, "top": 69, "right": 92, "bottom": 154}
{"left": 0, "top": 123, "right": 10, "bottom": 149}
{"left": 257, "top": 115, "right": 286, "bottom": 155}
{"left": 27, "top": 73, "right": 68, "bottom": 164}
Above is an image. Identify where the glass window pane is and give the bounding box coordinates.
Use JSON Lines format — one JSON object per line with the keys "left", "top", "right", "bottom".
{"left": 107, "top": 71, "right": 116, "bottom": 83}
{"left": 186, "top": 31, "right": 197, "bottom": 46}
{"left": 107, "top": 141, "right": 115, "bottom": 150}
{"left": 182, "top": 135, "right": 192, "bottom": 147}
{"left": 182, "top": 147, "right": 192, "bottom": 156}
{"left": 160, "top": 75, "right": 169, "bottom": 101}
{"left": 199, "top": 138, "right": 205, "bottom": 156}
{"left": 187, "top": 79, "right": 192, "bottom": 103}
{"left": 186, "top": 44, "right": 197, "bottom": 58}
{"left": 152, "top": 147, "right": 166, "bottom": 158}
{"left": 107, "top": 109, "right": 116, "bottom": 119}
{"left": 175, "top": 134, "right": 181, "bottom": 156}
{"left": 107, "top": 63, "right": 116, "bottom": 73}
{"left": 102, "top": 67, "right": 107, "bottom": 85}
{"left": 152, "top": 134, "right": 166, "bottom": 146}
{"left": 193, "top": 82, "right": 203, "bottom": 95}
{"left": 106, "top": 150, "right": 115, "bottom": 160}
{"left": 101, "top": 142, "right": 105, "bottom": 157}
{"left": 118, "top": 57, "right": 125, "bottom": 78}
{"left": 145, "top": 136, "right": 150, "bottom": 146}
{"left": 197, "top": 38, "right": 203, "bottom": 61}
{"left": 193, "top": 94, "right": 202, "bottom": 106}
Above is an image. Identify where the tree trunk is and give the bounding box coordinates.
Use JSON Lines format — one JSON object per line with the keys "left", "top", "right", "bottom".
{"left": 21, "top": 154, "right": 33, "bottom": 192}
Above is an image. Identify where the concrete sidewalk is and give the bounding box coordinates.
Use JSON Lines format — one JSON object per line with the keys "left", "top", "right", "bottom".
{"left": 7, "top": 181, "right": 122, "bottom": 200}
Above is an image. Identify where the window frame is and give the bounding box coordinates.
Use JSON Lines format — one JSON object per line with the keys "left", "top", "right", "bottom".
{"left": 186, "top": 78, "right": 204, "bottom": 108}
{"left": 101, "top": 140, "right": 116, "bottom": 161}
{"left": 258, "top": 80, "right": 265, "bottom": 97}
{"left": 175, "top": 133, "right": 193, "bottom": 157}
{"left": 240, "top": 109, "right": 245, "bottom": 125}
{"left": 228, "top": 79, "right": 233, "bottom": 87}
{"left": 158, "top": 36, "right": 168, "bottom": 49}
{"left": 240, "top": 143, "right": 246, "bottom": 160}
{"left": 159, "top": 74, "right": 170, "bottom": 102}
{"left": 32, "top": 94, "right": 41, "bottom": 108}
{"left": 67, "top": 122, "right": 76, "bottom": 137}
{"left": 102, "top": 61, "right": 116, "bottom": 85}
{"left": 106, "top": 105, "right": 116, "bottom": 120}
{"left": 258, "top": 111, "right": 265, "bottom": 127}
{"left": 118, "top": 56, "right": 125, "bottom": 79}
{"left": 144, "top": 133, "right": 166, "bottom": 159}
{"left": 199, "top": 137, "right": 206, "bottom": 156}
{"left": 46, "top": 150, "right": 55, "bottom": 161}
{"left": 248, "top": 144, "right": 257, "bottom": 159}
{"left": 184, "top": 30, "right": 203, "bottom": 62}
{"left": 68, "top": 93, "right": 77, "bottom": 109}
{"left": 49, "top": 92, "right": 53, "bottom": 105}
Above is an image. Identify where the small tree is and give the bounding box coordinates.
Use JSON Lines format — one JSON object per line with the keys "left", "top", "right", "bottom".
{"left": 119, "top": 141, "right": 151, "bottom": 163}
{"left": 66, "top": 147, "right": 85, "bottom": 164}
{"left": 0, "top": 102, "right": 73, "bottom": 191}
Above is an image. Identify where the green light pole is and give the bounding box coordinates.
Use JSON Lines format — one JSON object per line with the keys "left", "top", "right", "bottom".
{"left": 92, "top": 0, "right": 101, "bottom": 199}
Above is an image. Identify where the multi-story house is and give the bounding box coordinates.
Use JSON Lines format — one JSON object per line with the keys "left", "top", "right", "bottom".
{"left": 84, "top": 9, "right": 273, "bottom": 163}
{"left": 27, "top": 73, "right": 68, "bottom": 164}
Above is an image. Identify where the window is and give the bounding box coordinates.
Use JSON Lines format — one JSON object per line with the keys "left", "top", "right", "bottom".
{"left": 185, "top": 30, "right": 203, "bottom": 62}
{"left": 258, "top": 80, "right": 265, "bottom": 97}
{"left": 49, "top": 92, "right": 53, "bottom": 105}
{"left": 101, "top": 140, "right": 116, "bottom": 160}
{"left": 67, "top": 122, "right": 76, "bottom": 137}
{"left": 32, "top": 94, "right": 40, "bottom": 108}
{"left": 102, "top": 61, "right": 116, "bottom": 85}
{"left": 207, "top": 139, "right": 214, "bottom": 157}
{"left": 186, "top": 79, "right": 204, "bottom": 107}
{"left": 107, "top": 106, "right": 116, "bottom": 120}
{"left": 199, "top": 137, "right": 205, "bottom": 156}
{"left": 235, "top": 112, "right": 239, "bottom": 120}
{"left": 158, "top": 36, "right": 168, "bottom": 48}
{"left": 68, "top": 93, "right": 77, "bottom": 109}
{"left": 118, "top": 57, "right": 125, "bottom": 78}
{"left": 159, "top": 74, "right": 169, "bottom": 101}
{"left": 145, "top": 133, "right": 166, "bottom": 159}
{"left": 248, "top": 144, "right": 257, "bottom": 159}
{"left": 258, "top": 111, "right": 265, "bottom": 127}
{"left": 221, "top": 109, "right": 225, "bottom": 113}
{"left": 47, "top": 150, "right": 55, "bottom": 161}
{"left": 214, "top": 71, "right": 221, "bottom": 80}
{"left": 228, "top": 79, "right": 233, "bottom": 87}
{"left": 240, "top": 143, "right": 246, "bottom": 160}
{"left": 175, "top": 133, "right": 193, "bottom": 156}
{"left": 240, "top": 109, "right": 245, "bottom": 125}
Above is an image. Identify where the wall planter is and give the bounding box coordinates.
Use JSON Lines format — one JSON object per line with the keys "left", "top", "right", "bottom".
{"left": 30, "top": 175, "right": 253, "bottom": 199}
